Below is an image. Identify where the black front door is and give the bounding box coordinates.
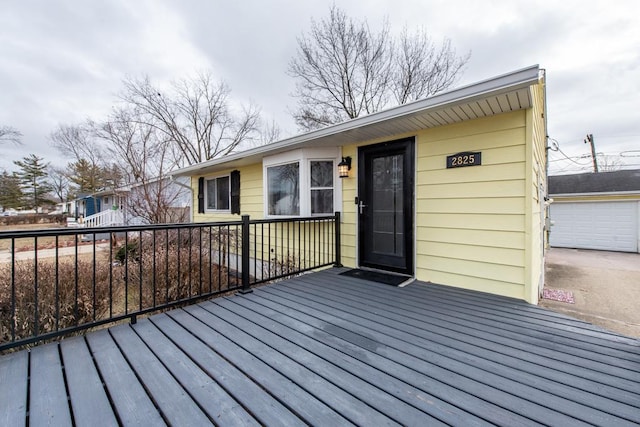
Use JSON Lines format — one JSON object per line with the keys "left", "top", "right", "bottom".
{"left": 358, "top": 138, "right": 414, "bottom": 275}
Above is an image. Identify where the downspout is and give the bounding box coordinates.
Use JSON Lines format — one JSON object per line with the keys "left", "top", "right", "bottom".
{"left": 541, "top": 68, "right": 550, "bottom": 250}
{"left": 541, "top": 68, "right": 550, "bottom": 300}
{"left": 169, "top": 175, "right": 194, "bottom": 222}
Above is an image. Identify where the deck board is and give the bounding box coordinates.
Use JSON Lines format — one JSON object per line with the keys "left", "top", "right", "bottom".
{"left": 219, "top": 295, "right": 491, "bottom": 427}
{"left": 205, "top": 298, "right": 447, "bottom": 426}
{"left": 299, "top": 274, "right": 640, "bottom": 387}
{"left": 87, "top": 329, "right": 165, "bottom": 426}
{"left": 132, "top": 318, "right": 260, "bottom": 427}
{"left": 0, "top": 350, "right": 28, "bottom": 427}
{"left": 29, "top": 343, "right": 73, "bottom": 426}
{"left": 257, "top": 283, "right": 600, "bottom": 425}
{"left": 60, "top": 337, "right": 118, "bottom": 426}
{"left": 109, "top": 324, "right": 213, "bottom": 426}
{"left": 267, "top": 276, "right": 639, "bottom": 424}
{"left": 242, "top": 286, "right": 537, "bottom": 426}
{"left": 2, "top": 267, "right": 639, "bottom": 426}
{"left": 149, "top": 313, "right": 307, "bottom": 427}
{"left": 183, "top": 304, "right": 397, "bottom": 426}
{"left": 289, "top": 274, "right": 640, "bottom": 401}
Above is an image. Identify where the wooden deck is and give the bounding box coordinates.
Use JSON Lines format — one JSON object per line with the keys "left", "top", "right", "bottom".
{"left": 2, "top": 268, "right": 639, "bottom": 426}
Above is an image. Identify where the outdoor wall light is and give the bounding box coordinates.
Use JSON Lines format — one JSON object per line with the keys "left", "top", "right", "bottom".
{"left": 338, "top": 156, "right": 352, "bottom": 178}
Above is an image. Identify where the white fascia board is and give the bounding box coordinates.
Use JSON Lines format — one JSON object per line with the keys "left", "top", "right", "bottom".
{"left": 173, "top": 65, "right": 541, "bottom": 177}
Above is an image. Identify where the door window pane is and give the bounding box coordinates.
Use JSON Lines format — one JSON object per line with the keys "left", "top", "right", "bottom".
{"left": 371, "top": 154, "right": 404, "bottom": 256}
{"left": 268, "top": 163, "right": 300, "bottom": 215}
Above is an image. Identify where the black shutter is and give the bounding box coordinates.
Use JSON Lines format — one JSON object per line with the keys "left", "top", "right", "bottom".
{"left": 230, "top": 170, "right": 240, "bottom": 214}
{"left": 197, "top": 177, "right": 205, "bottom": 214}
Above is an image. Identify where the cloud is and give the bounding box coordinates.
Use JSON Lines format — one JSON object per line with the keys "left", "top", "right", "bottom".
{"left": 0, "top": 0, "right": 638, "bottom": 176}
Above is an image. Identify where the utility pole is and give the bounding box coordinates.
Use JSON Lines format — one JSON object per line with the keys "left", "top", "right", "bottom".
{"left": 584, "top": 133, "right": 598, "bottom": 173}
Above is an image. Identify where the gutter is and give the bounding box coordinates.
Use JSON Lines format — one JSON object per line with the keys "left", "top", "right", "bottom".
{"left": 550, "top": 190, "right": 640, "bottom": 197}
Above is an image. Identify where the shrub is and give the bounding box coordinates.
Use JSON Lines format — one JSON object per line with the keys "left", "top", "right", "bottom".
{"left": 115, "top": 241, "right": 139, "bottom": 264}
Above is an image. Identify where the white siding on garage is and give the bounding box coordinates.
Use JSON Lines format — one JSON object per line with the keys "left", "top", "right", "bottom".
{"left": 550, "top": 201, "right": 639, "bottom": 252}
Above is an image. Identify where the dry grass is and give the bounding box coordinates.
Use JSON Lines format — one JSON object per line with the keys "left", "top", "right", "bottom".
{"left": 0, "top": 223, "right": 77, "bottom": 252}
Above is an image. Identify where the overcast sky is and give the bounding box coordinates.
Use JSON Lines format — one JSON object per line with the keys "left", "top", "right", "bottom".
{"left": 1, "top": 0, "right": 639, "bottom": 175}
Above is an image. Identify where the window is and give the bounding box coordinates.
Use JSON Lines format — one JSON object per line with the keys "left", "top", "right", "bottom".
{"left": 263, "top": 148, "right": 341, "bottom": 217}
{"left": 206, "top": 176, "right": 230, "bottom": 211}
{"left": 267, "top": 162, "right": 300, "bottom": 215}
{"left": 310, "top": 161, "right": 333, "bottom": 214}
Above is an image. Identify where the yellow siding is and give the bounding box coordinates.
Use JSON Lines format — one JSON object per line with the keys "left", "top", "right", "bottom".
{"left": 415, "top": 111, "right": 529, "bottom": 300}
{"left": 339, "top": 144, "right": 359, "bottom": 268}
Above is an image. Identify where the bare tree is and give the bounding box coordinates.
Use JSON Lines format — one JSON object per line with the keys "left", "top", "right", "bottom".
{"left": 392, "top": 28, "right": 470, "bottom": 104}
{"left": 48, "top": 166, "right": 70, "bottom": 204}
{"left": 597, "top": 154, "right": 623, "bottom": 172}
{"left": 259, "top": 118, "right": 282, "bottom": 145}
{"left": 50, "top": 123, "right": 106, "bottom": 178}
{"left": 119, "top": 72, "right": 261, "bottom": 167}
{"left": 288, "top": 5, "right": 470, "bottom": 131}
{"left": 96, "top": 106, "right": 187, "bottom": 224}
{"left": 96, "top": 107, "right": 164, "bottom": 183}
{"left": 124, "top": 178, "right": 190, "bottom": 224}
{"left": 50, "top": 123, "right": 113, "bottom": 216}
{"left": 0, "top": 126, "right": 22, "bottom": 144}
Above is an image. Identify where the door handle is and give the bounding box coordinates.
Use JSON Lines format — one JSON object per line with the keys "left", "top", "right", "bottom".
{"left": 359, "top": 200, "right": 367, "bottom": 214}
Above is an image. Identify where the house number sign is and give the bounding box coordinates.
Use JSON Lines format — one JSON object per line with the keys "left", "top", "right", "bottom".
{"left": 446, "top": 151, "right": 481, "bottom": 168}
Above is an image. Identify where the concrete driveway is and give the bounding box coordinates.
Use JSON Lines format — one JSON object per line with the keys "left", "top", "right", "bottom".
{"left": 541, "top": 248, "right": 640, "bottom": 338}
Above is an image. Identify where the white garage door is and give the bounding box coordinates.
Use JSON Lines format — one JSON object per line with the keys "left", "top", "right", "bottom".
{"left": 550, "top": 201, "right": 638, "bottom": 252}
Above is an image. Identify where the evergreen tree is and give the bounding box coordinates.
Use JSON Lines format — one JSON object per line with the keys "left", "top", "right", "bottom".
{"left": 0, "top": 171, "right": 23, "bottom": 210}
{"left": 68, "top": 158, "right": 105, "bottom": 193}
{"left": 13, "top": 154, "right": 53, "bottom": 210}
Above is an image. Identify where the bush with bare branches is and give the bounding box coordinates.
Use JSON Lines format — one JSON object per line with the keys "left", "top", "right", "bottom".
{"left": 1, "top": 229, "right": 238, "bottom": 347}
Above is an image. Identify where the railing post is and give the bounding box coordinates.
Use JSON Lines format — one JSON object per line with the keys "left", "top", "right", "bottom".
{"left": 239, "top": 215, "right": 253, "bottom": 294}
{"left": 334, "top": 211, "right": 343, "bottom": 267}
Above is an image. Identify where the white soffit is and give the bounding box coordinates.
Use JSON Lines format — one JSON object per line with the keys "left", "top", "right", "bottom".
{"left": 174, "top": 65, "right": 540, "bottom": 176}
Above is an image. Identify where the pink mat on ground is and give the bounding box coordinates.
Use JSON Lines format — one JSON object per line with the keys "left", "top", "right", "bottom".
{"left": 542, "top": 288, "right": 575, "bottom": 304}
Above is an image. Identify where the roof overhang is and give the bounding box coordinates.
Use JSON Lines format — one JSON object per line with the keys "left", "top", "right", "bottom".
{"left": 173, "top": 64, "right": 543, "bottom": 177}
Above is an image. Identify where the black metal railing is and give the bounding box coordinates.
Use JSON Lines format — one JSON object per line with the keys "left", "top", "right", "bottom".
{"left": 0, "top": 213, "right": 340, "bottom": 351}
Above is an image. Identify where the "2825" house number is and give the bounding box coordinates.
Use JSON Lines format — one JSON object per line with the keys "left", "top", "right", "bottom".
{"left": 446, "top": 152, "right": 482, "bottom": 168}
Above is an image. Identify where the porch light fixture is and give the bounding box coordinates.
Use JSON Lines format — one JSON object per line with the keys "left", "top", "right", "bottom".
{"left": 338, "top": 156, "right": 352, "bottom": 178}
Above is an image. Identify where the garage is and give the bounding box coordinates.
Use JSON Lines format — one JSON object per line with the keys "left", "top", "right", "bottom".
{"left": 548, "top": 169, "right": 640, "bottom": 254}
{"left": 550, "top": 201, "right": 638, "bottom": 252}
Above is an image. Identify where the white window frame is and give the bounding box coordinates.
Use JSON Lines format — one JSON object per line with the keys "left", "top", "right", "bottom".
{"left": 309, "top": 159, "right": 336, "bottom": 215}
{"left": 263, "top": 148, "right": 342, "bottom": 218}
{"left": 205, "top": 174, "right": 231, "bottom": 213}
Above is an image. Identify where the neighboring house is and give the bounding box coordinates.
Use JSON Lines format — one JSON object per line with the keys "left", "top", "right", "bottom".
{"left": 55, "top": 200, "right": 77, "bottom": 216}
{"left": 88, "top": 176, "right": 192, "bottom": 227}
{"left": 74, "top": 194, "right": 101, "bottom": 218}
{"left": 548, "top": 169, "right": 640, "bottom": 253}
{"left": 173, "top": 65, "right": 548, "bottom": 304}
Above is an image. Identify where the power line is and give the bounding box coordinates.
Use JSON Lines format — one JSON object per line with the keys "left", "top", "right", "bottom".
{"left": 548, "top": 138, "right": 590, "bottom": 165}
{"left": 584, "top": 133, "right": 598, "bottom": 172}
